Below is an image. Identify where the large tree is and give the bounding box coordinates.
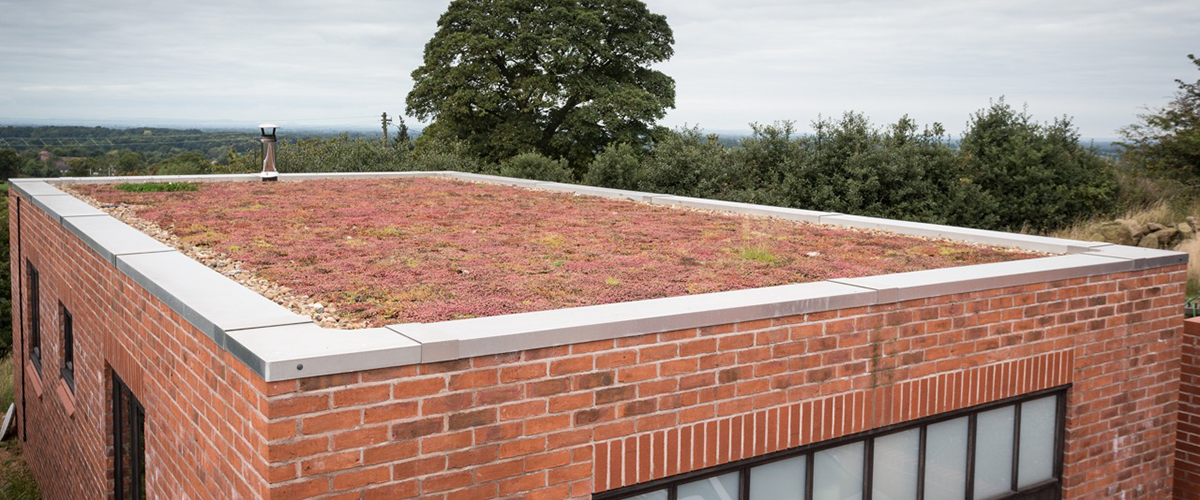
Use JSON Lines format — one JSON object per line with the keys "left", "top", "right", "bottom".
{"left": 406, "top": 0, "right": 675, "bottom": 174}
{"left": 1119, "top": 54, "right": 1200, "bottom": 183}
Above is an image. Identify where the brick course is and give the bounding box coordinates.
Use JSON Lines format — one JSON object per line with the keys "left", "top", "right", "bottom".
{"left": 10, "top": 187, "right": 1190, "bottom": 499}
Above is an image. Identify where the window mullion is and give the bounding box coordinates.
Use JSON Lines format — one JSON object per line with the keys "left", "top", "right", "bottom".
{"left": 805, "top": 452, "right": 815, "bottom": 500}
{"left": 917, "top": 425, "right": 927, "bottom": 500}
{"left": 966, "top": 413, "right": 977, "bottom": 500}
{"left": 864, "top": 437, "right": 874, "bottom": 500}
{"left": 1011, "top": 402, "right": 1022, "bottom": 492}
{"left": 740, "top": 466, "right": 750, "bottom": 500}
{"left": 1054, "top": 393, "right": 1067, "bottom": 482}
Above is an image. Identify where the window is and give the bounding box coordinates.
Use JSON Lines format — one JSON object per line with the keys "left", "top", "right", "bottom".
{"left": 61, "top": 304, "right": 74, "bottom": 392}
{"left": 599, "top": 389, "right": 1066, "bottom": 500}
{"left": 113, "top": 372, "right": 146, "bottom": 500}
{"left": 27, "top": 261, "right": 41, "bottom": 373}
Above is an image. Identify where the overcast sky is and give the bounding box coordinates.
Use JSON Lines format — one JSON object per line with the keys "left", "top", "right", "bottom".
{"left": 1, "top": 0, "right": 1196, "bottom": 138}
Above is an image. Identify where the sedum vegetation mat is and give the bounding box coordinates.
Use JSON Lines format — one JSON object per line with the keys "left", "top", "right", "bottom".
{"left": 73, "top": 179, "right": 1039, "bottom": 327}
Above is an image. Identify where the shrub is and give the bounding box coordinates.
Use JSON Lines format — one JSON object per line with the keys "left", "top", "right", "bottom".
{"left": 584, "top": 143, "right": 642, "bottom": 190}
{"left": 407, "top": 138, "right": 485, "bottom": 173}
{"left": 767, "top": 113, "right": 959, "bottom": 223}
{"left": 953, "top": 99, "right": 1117, "bottom": 231}
{"left": 497, "top": 152, "right": 574, "bottom": 182}
{"left": 635, "top": 127, "right": 732, "bottom": 198}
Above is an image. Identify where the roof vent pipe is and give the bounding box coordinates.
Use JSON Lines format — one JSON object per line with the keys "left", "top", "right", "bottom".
{"left": 259, "top": 123, "right": 279, "bottom": 181}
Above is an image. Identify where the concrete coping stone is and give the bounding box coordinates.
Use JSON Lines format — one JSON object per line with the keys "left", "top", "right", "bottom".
{"left": 29, "top": 194, "right": 106, "bottom": 222}
{"left": 55, "top": 174, "right": 262, "bottom": 184}
{"left": 651, "top": 195, "right": 835, "bottom": 224}
{"left": 225, "top": 324, "right": 421, "bottom": 381}
{"left": 63, "top": 216, "right": 174, "bottom": 264}
{"left": 114, "top": 251, "right": 310, "bottom": 345}
{"left": 10, "top": 179, "right": 71, "bottom": 197}
{"left": 532, "top": 182, "right": 665, "bottom": 202}
{"left": 816, "top": 214, "right": 1107, "bottom": 254}
{"left": 829, "top": 254, "right": 1138, "bottom": 304}
{"left": 11, "top": 173, "right": 1191, "bottom": 381}
{"left": 438, "top": 171, "right": 543, "bottom": 188}
{"left": 389, "top": 281, "right": 877, "bottom": 363}
{"left": 277, "top": 172, "right": 433, "bottom": 181}
{"left": 1083, "top": 244, "right": 1190, "bottom": 271}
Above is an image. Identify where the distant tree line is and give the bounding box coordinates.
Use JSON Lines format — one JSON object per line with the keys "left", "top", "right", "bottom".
{"left": 0, "top": 103, "right": 1123, "bottom": 236}
{"left": 198, "top": 99, "right": 1113, "bottom": 234}
{"left": 0, "top": 126, "right": 365, "bottom": 179}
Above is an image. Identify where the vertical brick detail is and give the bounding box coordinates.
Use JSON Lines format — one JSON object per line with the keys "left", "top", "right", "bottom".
{"left": 1176, "top": 317, "right": 1200, "bottom": 499}
{"left": 594, "top": 350, "right": 1073, "bottom": 490}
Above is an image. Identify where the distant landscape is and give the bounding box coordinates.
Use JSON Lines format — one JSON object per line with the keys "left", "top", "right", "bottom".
{"left": 0, "top": 123, "right": 1125, "bottom": 179}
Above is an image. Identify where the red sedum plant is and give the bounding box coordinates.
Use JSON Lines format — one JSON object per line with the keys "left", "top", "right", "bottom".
{"left": 76, "top": 179, "right": 1038, "bottom": 326}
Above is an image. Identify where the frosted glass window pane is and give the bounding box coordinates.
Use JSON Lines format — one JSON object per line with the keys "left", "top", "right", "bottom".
{"left": 751, "top": 455, "right": 806, "bottom": 500}
{"left": 872, "top": 429, "right": 919, "bottom": 500}
{"left": 1018, "top": 396, "right": 1058, "bottom": 487}
{"left": 974, "top": 406, "right": 1016, "bottom": 499}
{"left": 679, "top": 472, "right": 739, "bottom": 500}
{"left": 813, "top": 442, "right": 864, "bottom": 500}
{"left": 626, "top": 490, "right": 669, "bottom": 500}
{"left": 924, "top": 417, "right": 968, "bottom": 500}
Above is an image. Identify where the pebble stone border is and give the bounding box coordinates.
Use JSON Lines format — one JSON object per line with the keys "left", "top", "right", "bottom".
{"left": 9, "top": 172, "right": 1188, "bottom": 381}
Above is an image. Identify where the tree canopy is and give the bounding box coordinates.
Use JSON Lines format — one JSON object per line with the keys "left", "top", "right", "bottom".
{"left": 406, "top": 0, "right": 676, "bottom": 173}
{"left": 1120, "top": 54, "right": 1200, "bottom": 183}
{"left": 0, "top": 149, "right": 20, "bottom": 180}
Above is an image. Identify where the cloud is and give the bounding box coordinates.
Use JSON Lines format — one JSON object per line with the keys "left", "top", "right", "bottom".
{"left": 647, "top": 0, "right": 1200, "bottom": 136}
{"left": 1, "top": 0, "right": 1196, "bottom": 136}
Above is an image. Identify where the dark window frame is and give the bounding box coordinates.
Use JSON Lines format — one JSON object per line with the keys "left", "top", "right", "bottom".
{"left": 597, "top": 386, "right": 1068, "bottom": 500}
{"left": 27, "top": 261, "right": 41, "bottom": 373}
{"left": 113, "top": 371, "right": 146, "bottom": 500}
{"left": 60, "top": 303, "right": 74, "bottom": 392}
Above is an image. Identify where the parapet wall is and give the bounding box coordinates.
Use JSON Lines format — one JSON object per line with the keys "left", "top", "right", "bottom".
{"left": 9, "top": 191, "right": 273, "bottom": 499}
{"left": 1178, "top": 316, "right": 1200, "bottom": 498}
{"left": 7, "top": 172, "right": 1191, "bottom": 500}
{"left": 259, "top": 265, "right": 1184, "bottom": 499}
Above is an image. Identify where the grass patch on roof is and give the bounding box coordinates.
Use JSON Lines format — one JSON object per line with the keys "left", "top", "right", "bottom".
{"left": 115, "top": 182, "right": 199, "bottom": 193}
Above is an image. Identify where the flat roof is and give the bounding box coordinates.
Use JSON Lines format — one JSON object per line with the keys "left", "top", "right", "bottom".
{"left": 68, "top": 177, "right": 1037, "bottom": 327}
{"left": 9, "top": 172, "right": 1185, "bottom": 381}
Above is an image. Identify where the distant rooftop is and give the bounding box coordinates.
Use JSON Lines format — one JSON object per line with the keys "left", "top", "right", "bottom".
{"left": 69, "top": 178, "right": 1039, "bottom": 327}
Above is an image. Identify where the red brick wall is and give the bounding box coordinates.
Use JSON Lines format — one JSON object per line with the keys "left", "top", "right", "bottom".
{"left": 262, "top": 265, "right": 1186, "bottom": 499}
{"left": 10, "top": 193, "right": 274, "bottom": 499}
{"left": 11, "top": 187, "right": 1189, "bottom": 499}
{"left": 1178, "top": 316, "right": 1200, "bottom": 498}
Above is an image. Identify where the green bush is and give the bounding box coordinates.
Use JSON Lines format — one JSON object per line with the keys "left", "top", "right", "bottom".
{"left": 565, "top": 102, "right": 1115, "bottom": 233}
{"left": 583, "top": 143, "right": 642, "bottom": 190}
{"left": 407, "top": 137, "right": 484, "bottom": 173}
{"left": 953, "top": 100, "right": 1117, "bottom": 231}
{"left": 763, "top": 114, "right": 959, "bottom": 223}
{"left": 635, "top": 127, "right": 732, "bottom": 198}
{"left": 497, "top": 152, "right": 574, "bottom": 182}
